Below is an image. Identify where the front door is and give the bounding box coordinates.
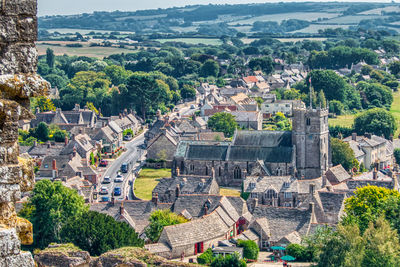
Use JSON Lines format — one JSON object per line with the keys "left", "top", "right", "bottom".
{"left": 194, "top": 242, "right": 204, "bottom": 254}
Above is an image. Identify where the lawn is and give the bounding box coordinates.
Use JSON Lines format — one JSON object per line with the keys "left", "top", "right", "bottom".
{"left": 220, "top": 187, "right": 241, "bottom": 197}
{"left": 134, "top": 168, "right": 171, "bottom": 200}
{"left": 328, "top": 91, "right": 400, "bottom": 137}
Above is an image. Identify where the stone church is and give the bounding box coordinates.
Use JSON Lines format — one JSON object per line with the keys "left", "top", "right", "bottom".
{"left": 172, "top": 105, "right": 330, "bottom": 187}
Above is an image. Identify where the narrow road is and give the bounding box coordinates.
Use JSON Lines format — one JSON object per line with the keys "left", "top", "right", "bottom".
{"left": 98, "top": 131, "right": 146, "bottom": 201}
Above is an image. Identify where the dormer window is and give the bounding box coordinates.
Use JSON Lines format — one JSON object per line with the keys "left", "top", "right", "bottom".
{"left": 283, "top": 182, "right": 290, "bottom": 188}
{"left": 250, "top": 182, "right": 256, "bottom": 189}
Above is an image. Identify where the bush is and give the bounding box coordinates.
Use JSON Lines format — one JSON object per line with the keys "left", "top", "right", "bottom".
{"left": 286, "top": 243, "right": 311, "bottom": 262}
{"left": 211, "top": 253, "right": 246, "bottom": 267}
{"left": 237, "top": 240, "right": 259, "bottom": 260}
{"left": 197, "top": 248, "right": 214, "bottom": 265}
{"left": 354, "top": 108, "right": 397, "bottom": 139}
{"left": 395, "top": 149, "right": 400, "bottom": 165}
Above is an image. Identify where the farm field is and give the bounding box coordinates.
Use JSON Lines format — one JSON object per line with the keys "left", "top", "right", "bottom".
{"left": 291, "top": 24, "right": 351, "bottom": 34}
{"left": 37, "top": 43, "right": 137, "bottom": 58}
{"left": 328, "top": 91, "right": 400, "bottom": 138}
{"left": 134, "top": 168, "right": 171, "bottom": 200}
{"left": 317, "top": 15, "right": 385, "bottom": 24}
{"left": 228, "top": 12, "right": 340, "bottom": 25}
{"left": 359, "top": 6, "right": 400, "bottom": 15}
{"left": 43, "top": 28, "right": 135, "bottom": 34}
{"left": 155, "top": 38, "right": 222, "bottom": 45}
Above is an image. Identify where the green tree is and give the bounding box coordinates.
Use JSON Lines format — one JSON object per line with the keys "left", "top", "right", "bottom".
{"left": 180, "top": 84, "right": 196, "bottom": 99}
{"left": 60, "top": 210, "right": 143, "bottom": 256}
{"left": 46, "top": 48, "right": 55, "bottom": 68}
{"left": 53, "top": 129, "right": 66, "bottom": 142}
{"left": 197, "top": 248, "right": 214, "bottom": 265}
{"left": 200, "top": 59, "right": 220, "bottom": 77}
{"left": 19, "top": 180, "right": 87, "bottom": 249}
{"left": 145, "top": 209, "right": 188, "bottom": 242}
{"left": 90, "top": 152, "right": 95, "bottom": 165}
{"left": 33, "top": 96, "right": 56, "bottom": 113}
{"left": 211, "top": 253, "right": 246, "bottom": 267}
{"left": 207, "top": 112, "right": 238, "bottom": 138}
{"left": 389, "top": 61, "right": 400, "bottom": 76}
{"left": 331, "top": 138, "right": 358, "bottom": 171}
{"left": 357, "top": 82, "right": 393, "bottom": 109}
{"left": 317, "top": 90, "right": 327, "bottom": 108}
{"left": 286, "top": 243, "right": 309, "bottom": 262}
{"left": 344, "top": 186, "right": 400, "bottom": 232}
{"left": 237, "top": 240, "right": 259, "bottom": 260}
{"left": 248, "top": 56, "right": 273, "bottom": 75}
{"left": 104, "top": 65, "right": 130, "bottom": 86}
{"left": 35, "top": 122, "right": 50, "bottom": 142}
{"left": 354, "top": 108, "right": 397, "bottom": 139}
{"left": 394, "top": 148, "right": 400, "bottom": 164}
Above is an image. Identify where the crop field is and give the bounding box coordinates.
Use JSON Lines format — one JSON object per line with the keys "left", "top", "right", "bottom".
{"left": 317, "top": 15, "right": 385, "bottom": 24}
{"left": 155, "top": 38, "right": 222, "bottom": 45}
{"left": 291, "top": 24, "right": 351, "bottom": 34}
{"left": 228, "top": 12, "right": 340, "bottom": 25}
{"left": 170, "top": 26, "right": 198, "bottom": 33}
{"left": 44, "top": 28, "right": 135, "bottom": 34}
{"left": 359, "top": 6, "right": 400, "bottom": 15}
{"left": 37, "top": 43, "right": 136, "bottom": 58}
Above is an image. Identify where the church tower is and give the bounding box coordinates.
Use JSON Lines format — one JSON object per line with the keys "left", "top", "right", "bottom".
{"left": 292, "top": 105, "right": 330, "bottom": 179}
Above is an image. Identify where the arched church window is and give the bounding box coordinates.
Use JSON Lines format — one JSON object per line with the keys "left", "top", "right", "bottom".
{"left": 234, "top": 166, "right": 241, "bottom": 179}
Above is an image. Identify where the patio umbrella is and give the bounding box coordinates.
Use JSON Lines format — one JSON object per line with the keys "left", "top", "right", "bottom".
{"left": 281, "top": 255, "right": 296, "bottom": 261}
{"left": 270, "top": 246, "right": 286, "bottom": 250}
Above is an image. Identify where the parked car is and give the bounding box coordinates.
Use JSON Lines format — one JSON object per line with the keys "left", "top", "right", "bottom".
{"left": 190, "top": 104, "right": 195, "bottom": 109}
{"left": 101, "top": 196, "right": 109, "bottom": 202}
{"left": 123, "top": 135, "right": 132, "bottom": 141}
{"left": 121, "top": 162, "right": 129, "bottom": 173}
{"left": 99, "top": 186, "right": 108, "bottom": 195}
{"left": 99, "top": 160, "right": 108, "bottom": 167}
{"left": 114, "top": 187, "right": 122, "bottom": 196}
{"left": 102, "top": 176, "right": 111, "bottom": 184}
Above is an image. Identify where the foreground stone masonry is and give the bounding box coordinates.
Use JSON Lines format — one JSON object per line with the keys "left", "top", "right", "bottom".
{"left": 0, "top": 0, "right": 48, "bottom": 265}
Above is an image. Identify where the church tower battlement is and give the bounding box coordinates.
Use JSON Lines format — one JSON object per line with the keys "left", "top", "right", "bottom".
{"left": 292, "top": 106, "right": 330, "bottom": 179}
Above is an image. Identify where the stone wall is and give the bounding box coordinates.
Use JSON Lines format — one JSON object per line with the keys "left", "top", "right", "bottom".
{"left": 0, "top": 0, "right": 49, "bottom": 266}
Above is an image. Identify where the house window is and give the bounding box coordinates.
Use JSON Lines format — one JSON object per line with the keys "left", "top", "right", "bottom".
{"left": 251, "top": 193, "right": 258, "bottom": 198}
{"left": 283, "top": 182, "right": 290, "bottom": 188}
{"left": 306, "top": 118, "right": 311, "bottom": 125}
{"left": 250, "top": 182, "right": 256, "bottom": 189}
{"left": 234, "top": 166, "right": 241, "bottom": 179}
{"left": 266, "top": 189, "right": 277, "bottom": 199}
{"left": 205, "top": 167, "right": 208, "bottom": 176}
{"left": 284, "top": 192, "right": 292, "bottom": 199}
{"left": 44, "top": 164, "right": 49, "bottom": 169}
{"left": 190, "top": 164, "right": 195, "bottom": 172}
{"left": 284, "top": 203, "right": 292, "bottom": 207}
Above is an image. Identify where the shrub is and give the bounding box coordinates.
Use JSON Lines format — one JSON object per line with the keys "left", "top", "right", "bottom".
{"left": 211, "top": 253, "right": 246, "bottom": 267}
{"left": 197, "top": 248, "right": 214, "bottom": 265}
{"left": 237, "top": 240, "right": 259, "bottom": 260}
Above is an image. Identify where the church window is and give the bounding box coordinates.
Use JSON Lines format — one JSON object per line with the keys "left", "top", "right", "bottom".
{"left": 190, "top": 164, "right": 195, "bottom": 172}
{"left": 234, "top": 166, "right": 242, "bottom": 179}
{"left": 284, "top": 192, "right": 292, "bottom": 199}
{"left": 205, "top": 167, "right": 208, "bottom": 176}
{"left": 306, "top": 118, "right": 311, "bottom": 125}
{"left": 266, "top": 189, "right": 277, "bottom": 199}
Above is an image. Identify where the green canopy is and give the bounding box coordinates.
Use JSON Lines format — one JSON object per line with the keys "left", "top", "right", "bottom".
{"left": 270, "top": 246, "right": 286, "bottom": 250}
{"left": 281, "top": 255, "right": 296, "bottom": 261}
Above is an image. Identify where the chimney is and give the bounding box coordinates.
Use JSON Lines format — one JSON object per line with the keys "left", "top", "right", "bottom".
{"left": 175, "top": 184, "right": 180, "bottom": 198}
{"left": 352, "top": 132, "right": 357, "bottom": 141}
{"left": 309, "top": 184, "right": 315, "bottom": 195}
{"left": 35, "top": 107, "right": 40, "bottom": 114}
{"left": 33, "top": 140, "right": 37, "bottom": 147}
{"left": 204, "top": 204, "right": 208, "bottom": 215}
{"left": 64, "top": 136, "right": 68, "bottom": 146}
{"left": 119, "top": 202, "right": 124, "bottom": 215}
{"left": 152, "top": 193, "right": 158, "bottom": 206}
{"left": 47, "top": 141, "right": 51, "bottom": 148}
{"left": 176, "top": 167, "right": 180, "bottom": 176}
{"left": 74, "top": 104, "right": 80, "bottom": 111}
{"left": 373, "top": 168, "right": 378, "bottom": 180}
{"left": 309, "top": 202, "right": 317, "bottom": 224}
{"left": 52, "top": 159, "right": 57, "bottom": 170}
{"left": 73, "top": 147, "right": 77, "bottom": 157}
{"left": 253, "top": 197, "right": 258, "bottom": 210}
{"left": 211, "top": 167, "right": 215, "bottom": 179}
{"left": 119, "top": 113, "right": 122, "bottom": 119}
{"left": 365, "top": 133, "right": 372, "bottom": 139}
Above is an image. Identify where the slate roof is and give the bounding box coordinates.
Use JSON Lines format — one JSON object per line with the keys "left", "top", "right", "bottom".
{"left": 233, "top": 130, "right": 292, "bottom": 147}
{"left": 174, "top": 140, "right": 229, "bottom": 158}
{"left": 23, "top": 143, "right": 64, "bottom": 158}
{"left": 243, "top": 176, "right": 293, "bottom": 193}
{"left": 153, "top": 176, "right": 216, "bottom": 198}
{"left": 186, "top": 145, "right": 229, "bottom": 160}
{"left": 227, "top": 146, "right": 293, "bottom": 163}
{"left": 230, "top": 111, "right": 260, "bottom": 122}
{"left": 172, "top": 195, "right": 223, "bottom": 218}
{"left": 325, "top": 165, "right": 351, "bottom": 185}
{"left": 251, "top": 206, "right": 312, "bottom": 242}
{"left": 108, "top": 121, "right": 123, "bottom": 134}
{"left": 63, "top": 112, "right": 83, "bottom": 124}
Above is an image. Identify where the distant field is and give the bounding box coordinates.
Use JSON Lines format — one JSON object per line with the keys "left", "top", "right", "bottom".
{"left": 228, "top": 12, "right": 340, "bottom": 25}
{"left": 317, "top": 15, "right": 385, "bottom": 24}
{"left": 359, "top": 6, "right": 400, "bottom": 15}
{"left": 134, "top": 168, "right": 171, "bottom": 200}
{"left": 275, "top": 37, "right": 327, "bottom": 42}
{"left": 170, "top": 26, "right": 198, "bottom": 33}
{"left": 155, "top": 38, "right": 222, "bottom": 45}
{"left": 43, "top": 28, "right": 135, "bottom": 34}
{"left": 37, "top": 43, "right": 136, "bottom": 58}
{"left": 328, "top": 91, "right": 400, "bottom": 138}
{"left": 291, "top": 24, "right": 351, "bottom": 34}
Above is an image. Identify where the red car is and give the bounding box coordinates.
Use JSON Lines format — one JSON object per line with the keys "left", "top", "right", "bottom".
{"left": 99, "top": 160, "right": 108, "bottom": 167}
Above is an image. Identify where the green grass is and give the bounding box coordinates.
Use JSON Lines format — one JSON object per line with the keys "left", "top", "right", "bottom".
{"left": 220, "top": 187, "right": 241, "bottom": 197}
{"left": 227, "top": 12, "right": 340, "bottom": 25}
{"left": 155, "top": 38, "right": 222, "bottom": 45}
{"left": 37, "top": 44, "right": 137, "bottom": 58}
{"left": 134, "top": 168, "right": 171, "bottom": 200}
{"left": 328, "top": 91, "right": 400, "bottom": 138}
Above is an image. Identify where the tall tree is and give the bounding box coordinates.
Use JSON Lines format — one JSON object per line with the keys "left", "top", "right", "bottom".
{"left": 46, "top": 48, "right": 55, "bottom": 69}
{"left": 34, "top": 122, "right": 50, "bottom": 142}
{"left": 354, "top": 108, "right": 397, "bottom": 139}
{"left": 207, "top": 112, "right": 238, "bottom": 138}
{"left": 331, "top": 138, "right": 358, "bottom": 171}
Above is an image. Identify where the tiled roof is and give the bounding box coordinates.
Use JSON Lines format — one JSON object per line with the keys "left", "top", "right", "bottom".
{"left": 325, "top": 165, "right": 350, "bottom": 185}
{"left": 233, "top": 130, "right": 292, "bottom": 147}
{"left": 186, "top": 144, "right": 229, "bottom": 160}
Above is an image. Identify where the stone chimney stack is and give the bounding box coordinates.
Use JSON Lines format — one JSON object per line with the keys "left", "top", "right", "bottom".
{"left": 119, "top": 202, "right": 124, "bottom": 215}
{"left": 204, "top": 204, "right": 208, "bottom": 215}
{"left": 175, "top": 184, "right": 180, "bottom": 198}
{"left": 52, "top": 159, "right": 57, "bottom": 170}
{"left": 373, "top": 168, "right": 378, "bottom": 180}
{"left": 152, "top": 193, "right": 158, "bottom": 206}
{"left": 309, "top": 202, "right": 317, "bottom": 224}
{"left": 64, "top": 136, "right": 68, "bottom": 146}
{"left": 352, "top": 132, "right": 357, "bottom": 141}
{"left": 47, "top": 141, "right": 51, "bottom": 148}
{"left": 211, "top": 167, "right": 215, "bottom": 179}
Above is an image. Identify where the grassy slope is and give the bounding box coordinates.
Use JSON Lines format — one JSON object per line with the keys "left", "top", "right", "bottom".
{"left": 328, "top": 90, "right": 400, "bottom": 137}
{"left": 220, "top": 187, "right": 241, "bottom": 197}
{"left": 134, "top": 168, "right": 171, "bottom": 200}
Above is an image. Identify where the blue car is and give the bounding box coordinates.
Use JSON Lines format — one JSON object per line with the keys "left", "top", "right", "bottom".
{"left": 114, "top": 187, "right": 122, "bottom": 196}
{"left": 101, "top": 196, "right": 109, "bottom": 202}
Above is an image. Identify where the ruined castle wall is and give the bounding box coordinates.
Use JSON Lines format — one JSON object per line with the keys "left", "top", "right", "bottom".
{"left": 0, "top": 0, "right": 49, "bottom": 266}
